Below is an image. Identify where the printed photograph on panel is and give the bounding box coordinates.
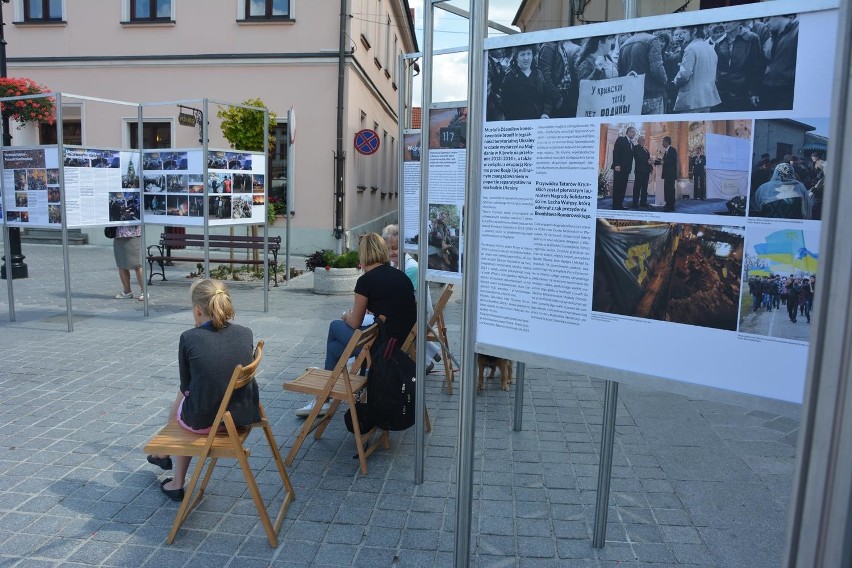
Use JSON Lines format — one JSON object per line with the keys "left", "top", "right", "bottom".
{"left": 208, "top": 151, "right": 227, "bottom": 169}
{"left": 188, "top": 175, "right": 204, "bottom": 193}
{"left": 13, "top": 170, "right": 26, "bottom": 191}
{"left": 47, "top": 187, "right": 60, "bottom": 203}
{"left": 429, "top": 107, "right": 467, "bottom": 149}
{"left": 144, "top": 175, "right": 166, "bottom": 193}
{"left": 592, "top": 219, "right": 743, "bottom": 331}
{"left": 27, "top": 169, "right": 47, "bottom": 191}
{"left": 91, "top": 151, "right": 119, "bottom": 168}
{"left": 739, "top": 227, "right": 819, "bottom": 342}
{"left": 15, "top": 192, "right": 27, "bottom": 207}
{"left": 123, "top": 159, "right": 140, "bottom": 189}
{"left": 252, "top": 194, "right": 265, "bottom": 205}
{"left": 144, "top": 194, "right": 166, "bottom": 214}
{"left": 232, "top": 196, "right": 253, "bottom": 219}
{"left": 253, "top": 174, "right": 265, "bottom": 193}
{"left": 403, "top": 132, "right": 421, "bottom": 161}
{"left": 210, "top": 196, "right": 231, "bottom": 219}
{"left": 226, "top": 152, "right": 252, "bottom": 171}
{"left": 162, "top": 152, "right": 188, "bottom": 170}
{"left": 4, "top": 149, "right": 47, "bottom": 170}
{"left": 48, "top": 205, "right": 61, "bottom": 224}
{"left": 207, "top": 172, "right": 223, "bottom": 193}
{"left": 188, "top": 196, "right": 204, "bottom": 217}
{"left": 166, "top": 174, "right": 189, "bottom": 193}
{"left": 233, "top": 173, "right": 252, "bottom": 193}
{"left": 46, "top": 169, "right": 59, "bottom": 185}
{"left": 427, "top": 204, "right": 460, "bottom": 273}
{"left": 750, "top": 118, "right": 827, "bottom": 220}
{"left": 486, "top": 15, "right": 798, "bottom": 121}
{"left": 167, "top": 195, "right": 189, "bottom": 216}
{"left": 598, "top": 120, "right": 751, "bottom": 213}
{"left": 108, "top": 192, "right": 140, "bottom": 222}
{"left": 143, "top": 152, "right": 164, "bottom": 171}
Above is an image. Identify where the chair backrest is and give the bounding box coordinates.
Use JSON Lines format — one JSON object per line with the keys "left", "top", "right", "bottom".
{"left": 207, "top": 340, "right": 264, "bottom": 434}
{"left": 329, "top": 324, "right": 379, "bottom": 378}
{"left": 402, "top": 284, "right": 454, "bottom": 354}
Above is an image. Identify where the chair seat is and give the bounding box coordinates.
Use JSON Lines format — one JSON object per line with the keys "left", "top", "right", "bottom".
{"left": 284, "top": 368, "right": 367, "bottom": 400}
{"left": 144, "top": 419, "right": 256, "bottom": 459}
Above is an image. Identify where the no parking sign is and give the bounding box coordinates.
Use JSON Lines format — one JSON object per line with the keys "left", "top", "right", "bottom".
{"left": 354, "top": 129, "right": 380, "bottom": 155}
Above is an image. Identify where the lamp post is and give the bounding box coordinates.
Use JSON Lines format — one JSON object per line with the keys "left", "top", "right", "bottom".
{"left": 0, "top": 0, "right": 28, "bottom": 279}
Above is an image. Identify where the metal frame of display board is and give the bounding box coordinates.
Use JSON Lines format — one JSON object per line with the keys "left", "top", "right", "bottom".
{"left": 450, "top": 0, "right": 852, "bottom": 567}
{"left": 138, "top": 98, "right": 271, "bottom": 313}
{"left": 1, "top": 93, "right": 142, "bottom": 331}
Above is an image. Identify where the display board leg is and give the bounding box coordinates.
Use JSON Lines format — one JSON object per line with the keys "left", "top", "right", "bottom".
{"left": 593, "top": 379, "right": 618, "bottom": 548}
{"left": 513, "top": 362, "right": 526, "bottom": 432}
{"left": 2, "top": 222, "right": 15, "bottom": 322}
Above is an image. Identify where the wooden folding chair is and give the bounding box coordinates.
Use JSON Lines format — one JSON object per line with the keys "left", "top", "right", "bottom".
{"left": 402, "top": 284, "right": 455, "bottom": 394}
{"left": 143, "top": 341, "right": 295, "bottom": 547}
{"left": 283, "top": 323, "right": 389, "bottom": 475}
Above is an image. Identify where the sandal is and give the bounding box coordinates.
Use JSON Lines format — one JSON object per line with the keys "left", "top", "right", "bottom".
{"left": 114, "top": 291, "right": 133, "bottom": 299}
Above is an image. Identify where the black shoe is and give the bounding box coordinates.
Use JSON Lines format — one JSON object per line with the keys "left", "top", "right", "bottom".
{"left": 160, "top": 478, "right": 185, "bottom": 502}
{"left": 147, "top": 455, "right": 173, "bottom": 470}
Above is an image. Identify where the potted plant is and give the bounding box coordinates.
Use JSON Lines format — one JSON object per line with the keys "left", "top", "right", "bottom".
{"left": 0, "top": 77, "right": 55, "bottom": 129}
{"left": 306, "top": 249, "right": 361, "bottom": 295}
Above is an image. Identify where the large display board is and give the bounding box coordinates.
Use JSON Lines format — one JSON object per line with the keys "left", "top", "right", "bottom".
{"left": 141, "top": 149, "right": 266, "bottom": 226}
{"left": 477, "top": 2, "right": 835, "bottom": 403}
{"left": 404, "top": 103, "right": 467, "bottom": 283}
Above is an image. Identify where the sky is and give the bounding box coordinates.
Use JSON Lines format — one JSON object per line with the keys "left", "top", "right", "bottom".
{"left": 410, "top": 0, "right": 522, "bottom": 102}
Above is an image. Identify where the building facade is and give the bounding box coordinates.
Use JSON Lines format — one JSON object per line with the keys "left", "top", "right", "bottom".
{"left": 4, "top": 0, "right": 417, "bottom": 253}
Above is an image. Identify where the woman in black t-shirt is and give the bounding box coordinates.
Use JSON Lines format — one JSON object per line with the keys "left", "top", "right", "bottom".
{"left": 328, "top": 233, "right": 416, "bottom": 369}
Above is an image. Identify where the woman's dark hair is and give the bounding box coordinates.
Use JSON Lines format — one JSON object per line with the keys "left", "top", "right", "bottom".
{"left": 578, "top": 36, "right": 608, "bottom": 64}
{"left": 509, "top": 44, "right": 538, "bottom": 69}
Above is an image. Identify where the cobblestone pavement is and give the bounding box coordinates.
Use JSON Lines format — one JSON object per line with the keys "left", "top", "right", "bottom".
{"left": 0, "top": 242, "right": 801, "bottom": 567}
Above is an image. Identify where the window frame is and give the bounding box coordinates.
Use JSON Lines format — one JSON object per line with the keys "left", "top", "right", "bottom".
{"left": 242, "top": 0, "right": 292, "bottom": 21}
{"left": 129, "top": 0, "right": 173, "bottom": 22}
{"left": 125, "top": 119, "right": 174, "bottom": 150}
{"left": 20, "top": 0, "right": 64, "bottom": 22}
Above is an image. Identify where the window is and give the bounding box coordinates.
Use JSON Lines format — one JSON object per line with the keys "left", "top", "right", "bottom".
{"left": 384, "top": 15, "right": 391, "bottom": 72}
{"left": 245, "top": 0, "right": 291, "bottom": 19}
{"left": 128, "top": 121, "right": 172, "bottom": 149}
{"left": 23, "top": 0, "right": 63, "bottom": 21}
{"left": 39, "top": 120, "right": 82, "bottom": 145}
{"left": 269, "top": 123, "right": 289, "bottom": 209}
{"left": 129, "top": 0, "right": 172, "bottom": 21}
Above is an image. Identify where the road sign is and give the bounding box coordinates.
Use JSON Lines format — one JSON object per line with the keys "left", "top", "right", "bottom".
{"left": 354, "top": 129, "right": 380, "bottom": 155}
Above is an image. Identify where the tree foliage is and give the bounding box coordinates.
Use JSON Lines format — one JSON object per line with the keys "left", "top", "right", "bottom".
{"left": 216, "top": 98, "right": 277, "bottom": 151}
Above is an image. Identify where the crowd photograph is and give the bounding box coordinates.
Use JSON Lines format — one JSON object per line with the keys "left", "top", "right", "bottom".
{"left": 739, "top": 227, "right": 819, "bottom": 341}
{"left": 486, "top": 14, "right": 799, "bottom": 122}
{"left": 750, "top": 118, "right": 828, "bottom": 220}
{"left": 426, "top": 204, "right": 461, "bottom": 273}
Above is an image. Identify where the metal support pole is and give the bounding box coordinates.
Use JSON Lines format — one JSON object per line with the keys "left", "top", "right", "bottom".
{"left": 454, "top": 0, "right": 488, "bottom": 565}
{"left": 0, "top": 0, "right": 27, "bottom": 281}
{"left": 202, "top": 99, "right": 210, "bottom": 276}
{"left": 56, "top": 95, "right": 73, "bottom": 332}
{"left": 284, "top": 108, "right": 293, "bottom": 285}
{"left": 1, "top": 111, "right": 14, "bottom": 320}
{"left": 414, "top": 1, "right": 436, "bottom": 487}
{"left": 513, "top": 362, "right": 526, "bottom": 431}
{"left": 593, "top": 380, "right": 619, "bottom": 548}
{"left": 333, "top": 0, "right": 347, "bottom": 240}
{"left": 138, "top": 103, "right": 148, "bottom": 316}
{"left": 263, "top": 109, "right": 269, "bottom": 311}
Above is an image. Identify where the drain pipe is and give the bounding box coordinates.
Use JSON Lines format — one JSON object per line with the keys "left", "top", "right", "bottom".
{"left": 334, "top": 0, "right": 347, "bottom": 246}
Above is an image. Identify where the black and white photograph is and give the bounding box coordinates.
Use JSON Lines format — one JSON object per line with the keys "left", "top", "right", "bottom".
{"left": 231, "top": 196, "right": 253, "bottom": 219}
{"left": 598, "top": 119, "right": 752, "bottom": 214}
{"left": 749, "top": 117, "right": 828, "bottom": 220}
{"left": 486, "top": 14, "right": 799, "bottom": 122}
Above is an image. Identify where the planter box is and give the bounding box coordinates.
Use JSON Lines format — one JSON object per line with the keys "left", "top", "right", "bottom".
{"left": 313, "top": 267, "right": 360, "bottom": 295}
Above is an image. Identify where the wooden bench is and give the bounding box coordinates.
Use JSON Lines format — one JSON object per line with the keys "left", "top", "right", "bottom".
{"left": 146, "top": 233, "right": 281, "bottom": 286}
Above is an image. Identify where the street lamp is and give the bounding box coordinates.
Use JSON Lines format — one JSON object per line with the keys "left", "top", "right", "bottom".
{"left": 0, "top": 0, "right": 29, "bottom": 279}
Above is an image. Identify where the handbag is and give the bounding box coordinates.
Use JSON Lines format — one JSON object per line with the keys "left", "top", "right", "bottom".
{"left": 104, "top": 226, "right": 117, "bottom": 239}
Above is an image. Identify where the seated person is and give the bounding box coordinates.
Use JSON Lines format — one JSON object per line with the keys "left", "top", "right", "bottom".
{"left": 382, "top": 224, "right": 442, "bottom": 372}
{"left": 296, "top": 233, "right": 416, "bottom": 417}
{"left": 147, "top": 279, "right": 260, "bottom": 501}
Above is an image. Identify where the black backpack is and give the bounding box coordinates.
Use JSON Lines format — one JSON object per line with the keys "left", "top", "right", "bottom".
{"left": 366, "top": 331, "right": 416, "bottom": 431}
